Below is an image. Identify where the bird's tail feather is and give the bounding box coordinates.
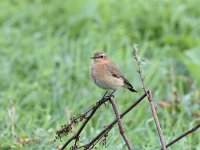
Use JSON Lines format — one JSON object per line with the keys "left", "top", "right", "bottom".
{"left": 123, "top": 78, "right": 137, "bottom": 93}
{"left": 128, "top": 87, "right": 137, "bottom": 93}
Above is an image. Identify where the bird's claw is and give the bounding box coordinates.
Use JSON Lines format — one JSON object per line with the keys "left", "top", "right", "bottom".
{"left": 109, "top": 94, "right": 114, "bottom": 98}
{"left": 103, "top": 96, "right": 110, "bottom": 99}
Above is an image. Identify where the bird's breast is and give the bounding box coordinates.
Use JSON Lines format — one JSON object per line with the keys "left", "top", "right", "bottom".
{"left": 90, "top": 63, "right": 124, "bottom": 90}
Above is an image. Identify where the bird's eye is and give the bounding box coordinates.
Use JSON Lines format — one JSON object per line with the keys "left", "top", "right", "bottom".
{"left": 100, "top": 55, "right": 104, "bottom": 58}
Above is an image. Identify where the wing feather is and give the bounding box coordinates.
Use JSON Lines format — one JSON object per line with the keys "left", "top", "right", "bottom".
{"left": 106, "top": 63, "right": 137, "bottom": 92}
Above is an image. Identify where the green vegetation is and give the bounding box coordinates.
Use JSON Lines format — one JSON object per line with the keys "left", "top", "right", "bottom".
{"left": 0, "top": 0, "right": 200, "bottom": 149}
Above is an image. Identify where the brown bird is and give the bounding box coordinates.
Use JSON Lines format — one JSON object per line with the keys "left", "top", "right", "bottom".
{"left": 90, "top": 51, "right": 137, "bottom": 93}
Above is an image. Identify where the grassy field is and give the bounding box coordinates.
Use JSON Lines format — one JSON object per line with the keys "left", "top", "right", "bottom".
{"left": 0, "top": 0, "right": 200, "bottom": 149}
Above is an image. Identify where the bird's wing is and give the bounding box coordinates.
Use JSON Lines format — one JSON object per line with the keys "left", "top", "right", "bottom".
{"left": 106, "top": 63, "right": 137, "bottom": 92}
{"left": 106, "top": 63, "right": 123, "bottom": 78}
{"left": 106, "top": 63, "right": 131, "bottom": 86}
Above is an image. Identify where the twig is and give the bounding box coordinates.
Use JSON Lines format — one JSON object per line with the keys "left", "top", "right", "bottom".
{"left": 161, "top": 123, "right": 200, "bottom": 149}
{"left": 81, "top": 93, "right": 147, "bottom": 149}
{"left": 132, "top": 44, "right": 167, "bottom": 150}
{"left": 85, "top": 128, "right": 111, "bottom": 150}
{"left": 60, "top": 93, "right": 110, "bottom": 150}
{"left": 109, "top": 96, "right": 132, "bottom": 150}
{"left": 147, "top": 91, "right": 166, "bottom": 150}
{"left": 73, "top": 91, "right": 109, "bottom": 123}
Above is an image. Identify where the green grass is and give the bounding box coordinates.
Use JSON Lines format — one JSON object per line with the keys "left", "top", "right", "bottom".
{"left": 0, "top": 0, "right": 200, "bottom": 149}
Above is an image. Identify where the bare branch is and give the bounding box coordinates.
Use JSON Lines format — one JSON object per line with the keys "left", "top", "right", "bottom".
{"left": 147, "top": 91, "right": 166, "bottom": 150}
{"left": 81, "top": 93, "right": 147, "bottom": 149}
{"left": 132, "top": 44, "right": 167, "bottom": 150}
{"left": 162, "top": 123, "right": 200, "bottom": 149}
{"left": 60, "top": 94, "right": 110, "bottom": 150}
{"left": 109, "top": 96, "right": 132, "bottom": 150}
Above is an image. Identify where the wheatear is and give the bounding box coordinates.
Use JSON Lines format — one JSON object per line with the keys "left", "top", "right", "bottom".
{"left": 90, "top": 51, "right": 137, "bottom": 93}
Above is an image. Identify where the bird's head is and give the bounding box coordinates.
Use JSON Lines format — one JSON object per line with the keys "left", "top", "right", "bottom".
{"left": 91, "top": 51, "right": 109, "bottom": 63}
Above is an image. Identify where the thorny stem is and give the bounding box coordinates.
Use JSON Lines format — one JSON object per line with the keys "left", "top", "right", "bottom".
{"left": 132, "top": 44, "right": 166, "bottom": 150}
{"left": 109, "top": 96, "right": 132, "bottom": 150}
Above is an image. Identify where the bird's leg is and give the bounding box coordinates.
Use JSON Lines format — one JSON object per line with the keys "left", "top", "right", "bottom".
{"left": 98, "top": 90, "right": 115, "bottom": 107}
{"left": 102, "top": 91, "right": 109, "bottom": 107}
{"left": 102, "top": 91, "right": 108, "bottom": 99}
{"left": 99, "top": 91, "right": 109, "bottom": 102}
{"left": 109, "top": 90, "right": 116, "bottom": 99}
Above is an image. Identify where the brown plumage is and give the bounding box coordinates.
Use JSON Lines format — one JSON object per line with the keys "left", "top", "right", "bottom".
{"left": 90, "top": 51, "right": 137, "bottom": 93}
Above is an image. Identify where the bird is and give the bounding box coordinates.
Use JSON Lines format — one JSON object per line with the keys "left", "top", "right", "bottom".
{"left": 90, "top": 51, "right": 137, "bottom": 94}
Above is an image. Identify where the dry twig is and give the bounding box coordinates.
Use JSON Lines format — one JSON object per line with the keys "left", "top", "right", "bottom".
{"left": 109, "top": 95, "right": 132, "bottom": 150}
{"left": 162, "top": 123, "right": 200, "bottom": 149}
{"left": 81, "top": 93, "right": 147, "bottom": 149}
{"left": 60, "top": 92, "right": 111, "bottom": 150}
{"left": 132, "top": 44, "right": 167, "bottom": 150}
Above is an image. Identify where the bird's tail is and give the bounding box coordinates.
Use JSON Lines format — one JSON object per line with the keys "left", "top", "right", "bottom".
{"left": 123, "top": 77, "right": 137, "bottom": 93}
{"left": 128, "top": 87, "right": 137, "bottom": 93}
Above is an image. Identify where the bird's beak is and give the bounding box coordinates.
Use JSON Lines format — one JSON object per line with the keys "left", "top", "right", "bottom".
{"left": 90, "top": 56, "right": 98, "bottom": 59}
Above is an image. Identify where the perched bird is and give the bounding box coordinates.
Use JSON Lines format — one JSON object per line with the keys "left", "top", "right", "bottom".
{"left": 90, "top": 51, "right": 137, "bottom": 93}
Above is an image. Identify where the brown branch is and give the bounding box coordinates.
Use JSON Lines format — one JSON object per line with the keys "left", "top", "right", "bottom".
{"left": 72, "top": 91, "right": 109, "bottom": 123}
{"left": 132, "top": 44, "right": 167, "bottom": 150}
{"left": 161, "top": 123, "right": 200, "bottom": 149}
{"left": 60, "top": 93, "right": 110, "bottom": 150}
{"left": 147, "top": 91, "right": 166, "bottom": 150}
{"left": 81, "top": 93, "right": 147, "bottom": 149}
{"left": 109, "top": 96, "right": 132, "bottom": 150}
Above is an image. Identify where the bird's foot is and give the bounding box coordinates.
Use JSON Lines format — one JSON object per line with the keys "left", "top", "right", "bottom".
{"left": 103, "top": 96, "right": 110, "bottom": 99}
{"left": 109, "top": 94, "right": 114, "bottom": 99}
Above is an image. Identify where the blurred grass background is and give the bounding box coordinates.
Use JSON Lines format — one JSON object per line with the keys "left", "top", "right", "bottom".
{"left": 0, "top": 0, "right": 200, "bottom": 149}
